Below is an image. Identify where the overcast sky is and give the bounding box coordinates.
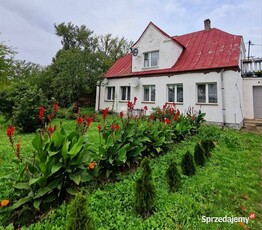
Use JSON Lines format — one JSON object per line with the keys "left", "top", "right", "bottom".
{"left": 0, "top": 0, "right": 261, "bottom": 66}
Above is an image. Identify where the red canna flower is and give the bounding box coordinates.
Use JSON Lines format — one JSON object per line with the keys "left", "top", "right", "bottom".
{"left": 48, "top": 124, "right": 56, "bottom": 136}
{"left": 53, "top": 103, "right": 59, "bottom": 112}
{"left": 86, "top": 116, "right": 93, "bottom": 127}
{"left": 115, "top": 124, "right": 120, "bottom": 131}
{"left": 102, "top": 107, "right": 109, "bottom": 120}
{"left": 38, "top": 106, "right": 45, "bottom": 121}
{"left": 174, "top": 110, "right": 180, "bottom": 121}
{"left": 149, "top": 114, "right": 153, "bottom": 120}
{"left": 97, "top": 125, "right": 102, "bottom": 131}
{"left": 6, "top": 126, "right": 15, "bottom": 138}
{"left": 110, "top": 124, "right": 115, "bottom": 131}
{"left": 77, "top": 117, "right": 83, "bottom": 125}
{"left": 120, "top": 111, "right": 124, "bottom": 118}
{"left": 164, "top": 118, "right": 170, "bottom": 124}
{"left": 134, "top": 97, "right": 137, "bottom": 104}
{"left": 144, "top": 106, "right": 148, "bottom": 111}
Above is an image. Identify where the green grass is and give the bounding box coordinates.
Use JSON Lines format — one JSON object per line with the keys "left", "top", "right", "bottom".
{"left": 0, "top": 119, "right": 261, "bottom": 229}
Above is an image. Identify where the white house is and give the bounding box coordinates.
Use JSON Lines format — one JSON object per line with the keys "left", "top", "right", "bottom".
{"left": 96, "top": 19, "right": 262, "bottom": 129}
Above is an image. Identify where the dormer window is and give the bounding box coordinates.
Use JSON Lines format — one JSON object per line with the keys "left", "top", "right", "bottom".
{"left": 144, "top": 51, "right": 159, "bottom": 67}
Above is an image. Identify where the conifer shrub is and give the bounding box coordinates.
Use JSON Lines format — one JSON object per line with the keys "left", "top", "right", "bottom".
{"left": 181, "top": 151, "right": 196, "bottom": 176}
{"left": 194, "top": 143, "right": 206, "bottom": 166}
{"left": 166, "top": 161, "right": 181, "bottom": 192}
{"left": 66, "top": 193, "right": 94, "bottom": 230}
{"left": 201, "top": 139, "right": 215, "bottom": 158}
{"left": 135, "top": 158, "right": 156, "bottom": 218}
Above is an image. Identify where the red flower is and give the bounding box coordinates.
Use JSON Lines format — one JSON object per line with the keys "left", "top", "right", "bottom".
{"left": 97, "top": 125, "right": 102, "bottom": 131}
{"left": 48, "top": 124, "right": 56, "bottom": 136}
{"left": 86, "top": 116, "right": 93, "bottom": 127}
{"left": 6, "top": 126, "right": 15, "bottom": 138}
{"left": 115, "top": 124, "right": 120, "bottom": 131}
{"left": 174, "top": 110, "right": 180, "bottom": 121}
{"left": 110, "top": 124, "right": 115, "bottom": 131}
{"left": 164, "top": 118, "right": 170, "bottom": 124}
{"left": 127, "top": 101, "right": 134, "bottom": 110}
{"left": 53, "top": 103, "right": 59, "bottom": 112}
{"left": 120, "top": 111, "right": 124, "bottom": 118}
{"left": 103, "top": 107, "right": 109, "bottom": 119}
{"left": 38, "top": 106, "right": 45, "bottom": 121}
{"left": 149, "top": 114, "right": 153, "bottom": 120}
{"left": 134, "top": 97, "right": 137, "bottom": 104}
{"left": 77, "top": 117, "right": 83, "bottom": 125}
{"left": 144, "top": 106, "right": 148, "bottom": 111}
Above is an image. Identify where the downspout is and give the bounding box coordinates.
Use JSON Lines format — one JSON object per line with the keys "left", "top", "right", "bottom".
{"left": 220, "top": 68, "right": 226, "bottom": 128}
{"left": 97, "top": 77, "right": 103, "bottom": 112}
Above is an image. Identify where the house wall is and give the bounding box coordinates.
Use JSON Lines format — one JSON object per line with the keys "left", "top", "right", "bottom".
{"left": 96, "top": 70, "right": 244, "bottom": 128}
{"left": 243, "top": 78, "right": 262, "bottom": 119}
{"left": 132, "top": 24, "right": 183, "bottom": 72}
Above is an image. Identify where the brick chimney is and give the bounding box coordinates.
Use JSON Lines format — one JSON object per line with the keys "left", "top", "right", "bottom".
{"left": 204, "top": 19, "right": 211, "bottom": 31}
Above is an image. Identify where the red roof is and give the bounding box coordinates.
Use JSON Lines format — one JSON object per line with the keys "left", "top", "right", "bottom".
{"left": 105, "top": 25, "right": 242, "bottom": 78}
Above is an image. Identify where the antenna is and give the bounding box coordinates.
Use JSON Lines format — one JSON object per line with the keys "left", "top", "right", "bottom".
{"left": 130, "top": 48, "right": 139, "bottom": 57}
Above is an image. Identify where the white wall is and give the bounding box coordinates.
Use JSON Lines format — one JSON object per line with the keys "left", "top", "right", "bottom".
{"left": 243, "top": 78, "right": 262, "bottom": 119}
{"left": 132, "top": 24, "right": 183, "bottom": 72}
{"left": 96, "top": 70, "right": 244, "bottom": 127}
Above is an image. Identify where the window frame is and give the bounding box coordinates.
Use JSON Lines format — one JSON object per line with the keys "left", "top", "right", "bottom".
{"left": 143, "top": 51, "right": 159, "bottom": 68}
{"left": 120, "top": 86, "right": 131, "bottom": 101}
{"left": 167, "top": 84, "right": 183, "bottom": 103}
{"left": 196, "top": 82, "right": 218, "bottom": 104}
{"left": 105, "top": 86, "right": 115, "bottom": 101}
{"left": 143, "top": 85, "right": 156, "bottom": 102}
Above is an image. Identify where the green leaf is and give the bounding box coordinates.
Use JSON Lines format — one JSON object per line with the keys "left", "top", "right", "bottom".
{"left": 48, "top": 150, "right": 60, "bottom": 157}
{"left": 66, "top": 186, "right": 78, "bottom": 195}
{"left": 106, "top": 169, "right": 112, "bottom": 178}
{"left": 51, "top": 163, "right": 62, "bottom": 174}
{"left": 32, "top": 132, "right": 42, "bottom": 152}
{"left": 13, "top": 182, "right": 29, "bottom": 190}
{"left": 61, "top": 140, "right": 71, "bottom": 160}
{"left": 68, "top": 136, "right": 84, "bottom": 157}
{"left": 81, "top": 171, "right": 92, "bottom": 183}
{"left": 35, "top": 187, "right": 51, "bottom": 198}
{"left": 52, "top": 130, "right": 65, "bottom": 148}
{"left": 29, "top": 177, "right": 42, "bottom": 186}
{"left": 33, "top": 199, "right": 42, "bottom": 209}
{"left": 69, "top": 171, "right": 81, "bottom": 185}
{"left": 12, "top": 197, "right": 32, "bottom": 210}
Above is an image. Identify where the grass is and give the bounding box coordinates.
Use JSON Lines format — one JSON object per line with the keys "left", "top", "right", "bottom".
{"left": 0, "top": 116, "right": 261, "bottom": 229}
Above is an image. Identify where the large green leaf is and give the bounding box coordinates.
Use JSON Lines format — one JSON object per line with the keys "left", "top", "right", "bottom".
{"left": 12, "top": 197, "right": 32, "bottom": 210}
{"left": 51, "top": 163, "right": 62, "bottom": 174}
{"left": 35, "top": 187, "right": 51, "bottom": 198}
{"left": 33, "top": 199, "right": 42, "bottom": 209}
{"left": 81, "top": 171, "right": 92, "bottom": 183}
{"left": 29, "top": 177, "right": 43, "bottom": 186}
{"left": 69, "top": 171, "right": 81, "bottom": 185}
{"left": 68, "top": 136, "right": 84, "bottom": 158}
{"left": 52, "top": 130, "right": 65, "bottom": 148}
{"left": 61, "top": 140, "right": 71, "bottom": 160}
{"left": 66, "top": 186, "right": 78, "bottom": 195}
{"left": 13, "top": 182, "right": 29, "bottom": 190}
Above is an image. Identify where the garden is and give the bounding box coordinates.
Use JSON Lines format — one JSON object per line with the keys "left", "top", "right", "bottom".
{"left": 0, "top": 98, "right": 261, "bottom": 230}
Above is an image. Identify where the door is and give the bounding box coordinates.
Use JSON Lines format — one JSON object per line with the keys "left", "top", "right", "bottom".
{"left": 253, "top": 86, "right": 262, "bottom": 118}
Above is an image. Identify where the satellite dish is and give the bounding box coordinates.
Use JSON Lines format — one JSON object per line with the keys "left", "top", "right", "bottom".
{"left": 131, "top": 48, "right": 139, "bottom": 57}
{"left": 102, "top": 78, "right": 109, "bottom": 86}
{"left": 131, "top": 77, "right": 139, "bottom": 88}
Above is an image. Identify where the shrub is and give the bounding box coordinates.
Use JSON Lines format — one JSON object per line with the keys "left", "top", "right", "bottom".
{"left": 194, "top": 143, "right": 206, "bottom": 166}
{"left": 135, "top": 158, "right": 156, "bottom": 218}
{"left": 166, "top": 161, "right": 181, "bottom": 192}
{"left": 66, "top": 194, "right": 94, "bottom": 230}
{"left": 181, "top": 151, "right": 196, "bottom": 176}
{"left": 200, "top": 139, "right": 215, "bottom": 158}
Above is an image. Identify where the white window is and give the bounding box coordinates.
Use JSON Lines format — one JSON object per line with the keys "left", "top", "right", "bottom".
{"left": 144, "top": 51, "right": 159, "bottom": 67}
{"left": 120, "top": 86, "right": 130, "bottom": 101}
{"left": 167, "top": 84, "right": 183, "bottom": 103}
{"left": 106, "top": 87, "right": 115, "bottom": 100}
{"left": 143, "top": 85, "right": 155, "bottom": 102}
{"left": 197, "top": 83, "right": 217, "bottom": 104}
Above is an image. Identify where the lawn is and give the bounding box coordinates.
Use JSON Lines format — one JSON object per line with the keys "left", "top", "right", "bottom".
{"left": 0, "top": 114, "right": 261, "bottom": 229}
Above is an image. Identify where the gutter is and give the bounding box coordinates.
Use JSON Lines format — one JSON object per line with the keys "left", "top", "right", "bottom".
{"left": 220, "top": 68, "right": 226, "bottom": 127}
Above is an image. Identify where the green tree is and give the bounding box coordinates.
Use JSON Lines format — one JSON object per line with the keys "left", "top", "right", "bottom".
{"left": 194, "top": 143, "right": 206, "bottom": 166}
{"left": 135, "top": 158, "right": 156, "bottom": 218}
{"left": 181, "top": 151, "right": 196, "bottom": 176}
{"left": 166, "top": 161, "right": 181, "bottom": 192}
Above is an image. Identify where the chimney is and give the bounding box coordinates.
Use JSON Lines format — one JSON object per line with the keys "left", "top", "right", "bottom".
{"left": 204, "top": 19, "right": 211, "bottom": 31}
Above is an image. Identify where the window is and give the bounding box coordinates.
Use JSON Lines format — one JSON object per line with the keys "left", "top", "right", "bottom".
{"left": 167, "top": 84, "right": 183, "bottom": 103}
{"left": 106, "top": 87, "right": 115, "bottom": 100}
{"left": 197, "top": 83, "right": 217, "bottom": 103}
{"left": 143, "top": 85, "right": 155, "bottom": 102}
{"left": 120, "top": 86, "right": 131, "bottom": 101}
{"left": 144, "top": 51, "right": 159, "bottom": 67}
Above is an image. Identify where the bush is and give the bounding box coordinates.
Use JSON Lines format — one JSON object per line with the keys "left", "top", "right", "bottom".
{"left": 135, "top": 158, "right": 156, "bottom": 218}
{"left": 194, "top": 143, "right": 206, "bottom": 166}
{"left": 166, "top": 161, "right": 181, "bottom": 192}
{"left": 200, "top": 139, "right": 215, "bottom": 158}
{"left": 181, "top": 151, "right": 196, "bottom": 176}
{"left": 66, "top": 194, "right": 94, "bottom": 230}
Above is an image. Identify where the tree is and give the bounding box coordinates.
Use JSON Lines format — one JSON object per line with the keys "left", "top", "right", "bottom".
{"left": 135, "top": 158, "right": 156, "bottom": 218}
{"left": 181, "top": 151, "right": 196, "bottom": 176}
{"left": 194, "top": 143, "right": 206, "bottom": 166}
{"left": 166, "top": 161, "right": 181, "bottom": 192}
